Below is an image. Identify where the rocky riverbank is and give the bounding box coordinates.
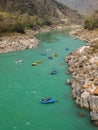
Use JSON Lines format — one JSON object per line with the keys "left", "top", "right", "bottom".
{"left": 70, "top": 28, "right": 98, "bottom": 43}
{"left": 0, "top": 25, "right": 57, "bottom": 54}
{"left": 0, "top": 24, "right": 81, "bottom": 54}
{"left": 0, "top": 25, "right": 68, "bottom": 54}
{"left": 0, "top": 30, "right": 40, "bottom": 53}
{"left": 66, "top": 28, "right": 98, "bottom": 126}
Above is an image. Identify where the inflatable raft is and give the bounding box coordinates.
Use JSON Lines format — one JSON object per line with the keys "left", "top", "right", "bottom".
{"left": 41, "top": 98, "right": 55, "bottom": 104}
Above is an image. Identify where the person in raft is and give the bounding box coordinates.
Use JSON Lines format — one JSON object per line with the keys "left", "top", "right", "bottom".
{"left": 41, "top": 98, "right": 52, "bottom": 101}
{"left": 45, "top": 98, "right": 52, "bottom": 101}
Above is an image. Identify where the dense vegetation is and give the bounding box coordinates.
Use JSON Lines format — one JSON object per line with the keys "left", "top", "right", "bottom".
{"left": 84, "top": 10, "right": 98, "bottom": 30}
{"left": 0, "top": 0, "right": 82, "bottom": 34}
{"left": 0, "top": 0, "right": 56, "bottom": 34}
{"left": 0, "top": 12, "right": 52, "bottom": 34}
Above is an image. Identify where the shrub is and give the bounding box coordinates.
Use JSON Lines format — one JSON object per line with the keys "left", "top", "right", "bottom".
{"left": 84, "top": 11, "right": 98, "bottom": 30}
{"left": 13, "top": 23, "right": 25, "bottom": 34}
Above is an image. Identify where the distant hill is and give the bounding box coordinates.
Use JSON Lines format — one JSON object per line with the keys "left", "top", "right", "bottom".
{"left": 0, "top": 0, "right": 83, "bottom": 33}
{"left": 56, "top": 0, "right": 98, "bottom": 15}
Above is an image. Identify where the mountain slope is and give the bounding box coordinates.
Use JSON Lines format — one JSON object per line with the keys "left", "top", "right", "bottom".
{"left": 0, "top": 0, "right": 83, "bottom": 34}
{"left": 0, "top": 0, "right": 82, "bottom": 21}
{"left": 56, "top": 0, "right": 98, "bottom": 15}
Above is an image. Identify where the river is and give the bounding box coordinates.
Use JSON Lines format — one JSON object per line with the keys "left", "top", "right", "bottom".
{"left": 0, "top": 30, "right": 97, "bottom": 130}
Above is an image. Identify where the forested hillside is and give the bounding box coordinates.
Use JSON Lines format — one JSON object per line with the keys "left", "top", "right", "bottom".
{"left": 0, "top": 0, "right": 82, "bottom": 34}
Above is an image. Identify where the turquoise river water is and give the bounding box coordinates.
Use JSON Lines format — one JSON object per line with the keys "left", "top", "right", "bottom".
{"left": 0, "top": 30, "right": 97, "bottom": 130}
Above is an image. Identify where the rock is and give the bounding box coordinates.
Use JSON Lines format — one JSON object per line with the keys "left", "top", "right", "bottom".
{"left": 93, "top": 121, "right": 98, "bottom": 126}
{"left": 0, "top": 44, "right": 6, "bottom": 49}
{"left": 66, "top": 71, "right": 69, "bottom": 74}
{"left": 68, "top": 68, "right": 74, "bottom": 73}
{"left": 94, "top": 80, "right": 98, "bottom": 86}
{"left": 66, "top": 79, "right": 72, "bottom": 85}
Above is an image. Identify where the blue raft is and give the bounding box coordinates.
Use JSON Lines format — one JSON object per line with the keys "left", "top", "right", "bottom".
{"left": 51, "top": 70, "right": 57, "bottom": 75}
{"left": 65, "top": 48, "right": 69, "bottom": 51}
{"left": 41, "top": 98, "right": 55, "bottom": 104}
{"left": 48, "top": 56, "right": 53, "bottom": 59}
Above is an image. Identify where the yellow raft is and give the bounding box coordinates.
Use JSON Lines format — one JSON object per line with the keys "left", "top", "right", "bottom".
{"left": 32, "top": 63, "right": 37, "bottom": 66}
{"left": 37, "top": 60, "right": 42, "bottom": 63}
{"left": 52, "top": 53, "right": 58, "bottom": 58}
